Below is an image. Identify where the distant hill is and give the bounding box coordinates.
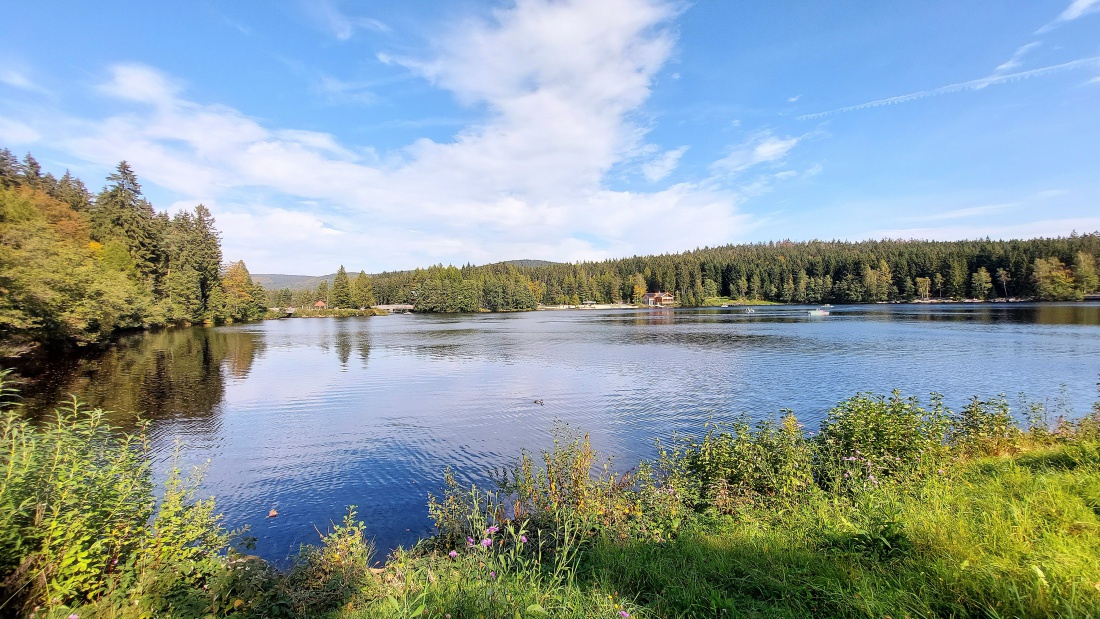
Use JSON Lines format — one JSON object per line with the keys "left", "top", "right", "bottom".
{"left": 499, "top": 259, "right": 561, "bottom": 268}
{"left": 251, "top": 273, "right": 336, "bottom": 290}
{"left": 253, "top": 259, "right": 562, "bottom": 291}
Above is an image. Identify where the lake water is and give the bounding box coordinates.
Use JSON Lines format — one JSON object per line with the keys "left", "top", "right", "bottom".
{"left": 21, "top": 303, "right": 1100, "bottom": 562}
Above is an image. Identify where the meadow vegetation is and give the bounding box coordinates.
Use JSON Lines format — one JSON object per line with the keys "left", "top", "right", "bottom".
{"left": 2, "top": 367, "right": 1099, "bottom": 618}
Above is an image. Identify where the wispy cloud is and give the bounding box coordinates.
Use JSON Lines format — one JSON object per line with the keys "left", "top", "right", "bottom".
{"left": 1037, "top": 0, "right": 1100, "bottom": 33}
{"left": 0, "top": 118, "right": 41, "bottom": 144}
{"left": 641, "top": 146, "right": 687, "bottom": 181}
{"left": 908, "top": 203, "right": 1018, "bottom": 222}
{"left": 315, "top": 75, "right": 379, "bottom": 105}
{"left": 799, "top": 56, "right": 1100, "bottom": 120}
{"left": 710, "top": 131, "right": 801, "bottom": 175}
{"left": 0, "top": 68, "right": 47, "bottom": 93}
{"left": 995, "top": 42, "right": 1040, "bottom": 73}
{"left": 311, "top": 0, "right": 388, "bottom": 41}
{"left": 787, "top": 95, "right": 801, "bottom": 103}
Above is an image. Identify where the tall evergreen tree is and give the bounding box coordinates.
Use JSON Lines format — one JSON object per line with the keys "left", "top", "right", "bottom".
{"left": 20, "top": 153, "right": 42, "bottom": 189}
{"left": 0, "top": 148, "right": 20, "bottom": 186}
{"left": 353, "top": 271, "right": 375, "bottom": 308}
{"left": 91, "top": 162, "right": 165, "bottom": 286}
{"left": 331, "top": 265, "right": 353, "bottom": 308}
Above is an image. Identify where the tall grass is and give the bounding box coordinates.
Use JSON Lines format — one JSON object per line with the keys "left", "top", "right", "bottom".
{"left": 3, "top": 365, "right": 1100, "bottom": 618}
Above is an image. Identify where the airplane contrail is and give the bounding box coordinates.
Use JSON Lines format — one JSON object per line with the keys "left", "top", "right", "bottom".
{"left": 798, "top": 56, "right": 1100, "bottom": 120}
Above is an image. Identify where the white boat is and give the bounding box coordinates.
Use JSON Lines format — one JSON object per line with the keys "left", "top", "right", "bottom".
{"left": 745, "top": 308, "right": 755, "bottom": 314}
{"left": 808, "top": 309, "right": 829, "bottom": 316}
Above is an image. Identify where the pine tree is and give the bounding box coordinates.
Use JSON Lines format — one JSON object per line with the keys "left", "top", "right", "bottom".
{"left": 353, "top": 271, "right": 375, "bottom": 308}
{"left": 0, "top": 148, "right": 21, "bottom": 186}
{"left": 91, "top": 162, "right": 165, "bottom": 285}
{"left": 56, "top": 171, "right": 93, "bottom": 211}
{"left": 331, "top": 265, "right": 353, "bottom": 308}
{"left": 20, "top": 153, "right": 42, "bottom": 188}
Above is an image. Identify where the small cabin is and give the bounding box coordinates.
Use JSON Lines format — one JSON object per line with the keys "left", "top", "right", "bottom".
{"left": 313, "top": 300, "right": 327, "bottom": 308}
{"left": 640, "top": 292, "right": 675, "bottom": 307}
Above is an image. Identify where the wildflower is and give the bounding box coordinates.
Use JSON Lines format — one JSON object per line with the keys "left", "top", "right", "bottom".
{"left": 481, "top": 538, "right": 492, "bottom": 547}
{"left": 520, "top": 535, "right": 528, "bottom": 543}
{"left": 446, "top": 615, "right": 451, "bottom": 619}
{"left": 449, "top": 550, "right": 458, "bottom": 559}
{"left": 69, "top": 615, "right": 79, "bottom": 619}
{"left": 938, "top": 469, "right": 945, "bottom": 475}
{"left": 620, "top": 612, "right": 630, "bottom": 618}
{"left": 490, "top": 571, "right": 496, "bottom": 579}
{"left": 486, "top": 525, "right": 499, "bottom": 534}
{"left": 467, "top": 537, "right": 475, "bottom": 547}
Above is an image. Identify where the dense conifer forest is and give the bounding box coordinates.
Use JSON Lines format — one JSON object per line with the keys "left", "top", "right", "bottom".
{"left": 0, "top": 148, "right": 266, "bottom": 356}
{"left": 355, "top": 234, "right": 1100, "bottom": 310}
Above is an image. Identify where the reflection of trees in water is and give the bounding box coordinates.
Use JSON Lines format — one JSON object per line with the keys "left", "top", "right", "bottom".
{"left": 335, "top": 321, "right": 352, "bottom": 367}
{"left": 357, "top": 332, "right": 371, "bottom": 368}
{"left": 875, "top": 304, "right": 1100, "bottom": 326}
{"left": 23, "top": 327, "right": 265, "bottom": 426}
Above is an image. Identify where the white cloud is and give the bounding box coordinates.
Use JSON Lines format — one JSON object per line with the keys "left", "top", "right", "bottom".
{"left": 641, "top": 146, "right": 687, "bottom": 181}
{"left": 96, "top": 63, "right": 184, "bottom": 105}
{"left": 311, "top": 0, "right": 388, "bottom": 40}
{"left": 995, "top": 42, "right": 1040, "bottom": 73}
{"left": 710, "top": 132, "right": 801, "bottom": 175}
{"left": 0, "top": 117, "right": 41, "bottom": 144}
{"left": 0, "top": 69, "right": 46, "bottom": 93}
{"left": 1038, "top": 0, "right": 1100, "bottom": 33}
{"left": 11, "top": 0, "right": 789, "bottom": 274}
{"left": 787, "top": 95, "right": 801, "bottom": 103}
{"left": 907, "top": 203, "right": 1018, "bottom": 222}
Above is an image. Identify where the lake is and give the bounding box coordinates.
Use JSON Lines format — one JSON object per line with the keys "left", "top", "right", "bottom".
{"left": 20, "top": 303, "right": 1100, "bottom": 563}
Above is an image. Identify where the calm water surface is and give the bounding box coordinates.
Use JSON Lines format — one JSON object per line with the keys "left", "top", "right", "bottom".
{"left": 24, "top": 303, "right": 1100, "bottom": 562}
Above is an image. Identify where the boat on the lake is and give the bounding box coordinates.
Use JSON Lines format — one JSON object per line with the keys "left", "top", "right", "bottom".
{"left": 808, "top": 308, "right": 829, "bottom": 316}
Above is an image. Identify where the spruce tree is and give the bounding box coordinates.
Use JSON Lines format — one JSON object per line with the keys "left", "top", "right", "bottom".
{"left": 332, "top": 265, "right": 353, "bottom": 308}
{"left": 91, "top": 162, "right": 165, "bottom": 286}
{"left": 353, "top": 271, "right": 375, "bottom": 308}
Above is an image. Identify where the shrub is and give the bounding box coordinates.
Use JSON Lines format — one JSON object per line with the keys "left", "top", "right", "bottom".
{"left": 663, "top": 413, "right": 814, "bottom": 511}
{"left": 280, "top": 507, "right": 376, "bottom": 616}
{"left": 0, "top": 370, "right": 234, "bottom": 617}
{"left": 816, "top": 391, "right": 951, "bottom": 490}
{"left": 950, "top": 395, "right": 1021, "bottom": 456}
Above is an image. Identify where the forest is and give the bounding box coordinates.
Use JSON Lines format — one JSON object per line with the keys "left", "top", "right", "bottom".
{"left": 344, "top": 234, "right": 1099, "bottom": 311}
{"left": 0, "top": 148, "right": 266, "bottom": 356}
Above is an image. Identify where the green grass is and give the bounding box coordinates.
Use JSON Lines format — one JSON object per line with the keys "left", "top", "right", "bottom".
{"left": 5, "top": 370, "right": 1100, "bottom": 618}
{"left": 332, "top": 442, "right": 1100, "bottom": 619}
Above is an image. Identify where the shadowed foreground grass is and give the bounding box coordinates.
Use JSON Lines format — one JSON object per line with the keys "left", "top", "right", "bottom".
{"left": 3, "top": 369, "right": 1099, "bottom": 618}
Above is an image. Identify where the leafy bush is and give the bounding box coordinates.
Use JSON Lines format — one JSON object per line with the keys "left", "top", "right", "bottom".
{"left": 279, "top": 507, "right": 376, "bottom": 616}
{"left": 816, "top": 392, "right": 951, "bottom": 490}
{"left": 0, "top": 371, "right": 232, "bottom": 617}
{"left": 950, "top": 395, "right": 1021, "bottom": 456}
{"left": 661, "top": 414, "right": 814, "bottom": 511}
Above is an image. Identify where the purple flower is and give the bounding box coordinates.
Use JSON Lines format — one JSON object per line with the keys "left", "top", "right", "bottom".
{"left": 620, "top": 612, "right": 630, "bottom": 618}
{"left": 69, "top": 615, "right": 79, "bottom": 619}
{"left": 448, "top": 550, "right": 458, "bottom": 559}
{"left": 467, "top": 537, "right": 475, "bottom": 547}
{"left": 520, "top": 535, "right": 528, "bottom": 543}
{"left": 481, "top": 538, "right": 492, "bottom": 547}
{"left": 490, "top": 571, "right": 496, "bottom": 579}
{"left": 486, "top": 525, "right": 499, "bottom": 534}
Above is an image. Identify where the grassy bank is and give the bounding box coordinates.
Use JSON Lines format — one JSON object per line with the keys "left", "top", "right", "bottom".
{"left": 2, "top": 370, "right": 1099, "bottom": 618}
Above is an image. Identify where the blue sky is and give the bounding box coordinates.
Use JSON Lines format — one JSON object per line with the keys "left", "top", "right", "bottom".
{"left": 2, "top": 1, "right": 1099, "bottom": 275}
